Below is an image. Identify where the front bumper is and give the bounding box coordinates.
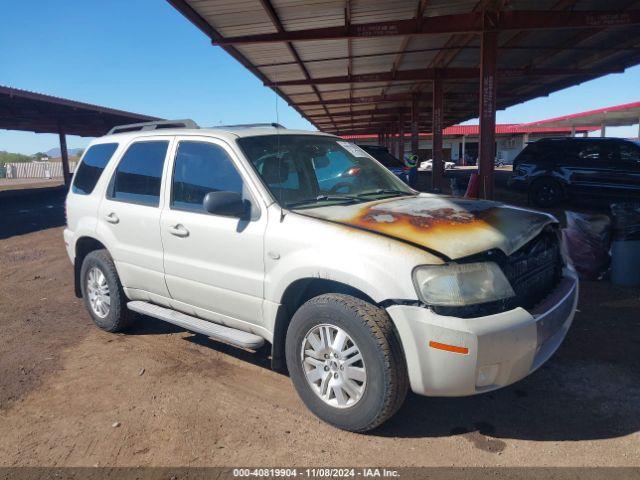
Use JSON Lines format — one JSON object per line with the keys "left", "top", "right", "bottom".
{"left": 386, "top": 269, "right": 578, "bottom": 397}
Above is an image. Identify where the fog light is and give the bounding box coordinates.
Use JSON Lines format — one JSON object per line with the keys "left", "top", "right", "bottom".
{"left": 476, "top": 364, "right": 499, "bottom": 387}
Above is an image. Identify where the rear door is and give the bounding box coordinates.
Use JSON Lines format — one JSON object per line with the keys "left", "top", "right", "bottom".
{"left": 96, "top": 137, "right": 172, "bottom": 300}
{"left": 160, "top": 136, "right": 267, "bottom": 331}
{"left": 561, "top": 141, "right": 616, "bottom": 196}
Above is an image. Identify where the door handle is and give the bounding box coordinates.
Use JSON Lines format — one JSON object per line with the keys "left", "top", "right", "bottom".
{"left": 105, "top": 212, "right": 119, "bottom": 224}
{"left": 168, "top": 224, "right": 189, "bottom": 237}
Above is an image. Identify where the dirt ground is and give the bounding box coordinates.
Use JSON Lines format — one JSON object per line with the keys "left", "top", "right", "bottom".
{"left": 0, "top": 178, "right": 63, "bottom": 192}
{"left": 0, "top": 188, "right": 639, "bottom": 467}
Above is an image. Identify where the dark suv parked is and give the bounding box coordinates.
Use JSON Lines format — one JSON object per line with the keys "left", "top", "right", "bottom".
{"left": 509, "top": 137, "right": 640, "bottom": 207}
{"left": 358, "top": 144, "right": 408, "bottom": 183}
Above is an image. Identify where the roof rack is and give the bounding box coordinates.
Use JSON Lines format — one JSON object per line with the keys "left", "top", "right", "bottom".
{"left": 210, "top": 123, "right": 286, "bottom": 129}
{"left": 107, "top": 119, "right": 199, "bottom": 135}
{"left": 537, "top": 136, "right": 596, "bottom": 142}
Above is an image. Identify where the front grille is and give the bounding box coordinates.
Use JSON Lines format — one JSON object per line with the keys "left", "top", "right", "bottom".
{"left": 502, "top": 228, "right": 562, "bottom": 311}
{"left": 433, "top": 228, "right": 562, "bottom": 318}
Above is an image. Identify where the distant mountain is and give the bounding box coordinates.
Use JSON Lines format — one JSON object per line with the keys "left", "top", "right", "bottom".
{"left": 44, "top": 147, "right": 83, "bottom": 157}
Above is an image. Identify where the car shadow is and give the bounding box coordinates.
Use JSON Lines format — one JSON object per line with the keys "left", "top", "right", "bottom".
{"left": 126, "top": 314, "right": 184, "bottom": 335}
{"left": 122, "top": 277, "right": 637, "bottom": 443}
{"left": 0, "top": 187, "right": 67, "bottom": 239}
{"left": 127, "top": 314, "right": 275, "bottom": 371}
{"left": 184, "top": 334, "right": 274, "bottom": 370}
{"left": 375, "top": 280, "right": 640, "bottom": 442}
{"left": 374, "top": 368, "right": 639, "bottom": 445}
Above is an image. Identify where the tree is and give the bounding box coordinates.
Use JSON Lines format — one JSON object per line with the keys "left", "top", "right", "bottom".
{"left": 0, "top": 151, "right": 33, "bottom": 163}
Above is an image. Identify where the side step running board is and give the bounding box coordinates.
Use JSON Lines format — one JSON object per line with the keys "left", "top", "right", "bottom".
{"left": 127, "top": 301, "right": 265, "bottom": 350}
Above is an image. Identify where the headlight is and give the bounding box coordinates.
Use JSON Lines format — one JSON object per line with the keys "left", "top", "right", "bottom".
{"left": 413, "top": 262, "right": 515, "bottom": 306}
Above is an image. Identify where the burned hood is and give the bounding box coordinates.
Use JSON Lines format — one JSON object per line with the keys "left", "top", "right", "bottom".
{"left": 300, "top": 194, "right": 557, "bottom": 260}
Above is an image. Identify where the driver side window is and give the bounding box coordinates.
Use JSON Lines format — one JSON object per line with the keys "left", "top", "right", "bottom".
{"left": 171, "top": 141, "right": 243, "bottom": 213}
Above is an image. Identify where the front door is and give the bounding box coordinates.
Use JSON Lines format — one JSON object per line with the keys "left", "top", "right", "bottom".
{"left": 160, "top": 137, "right": 267, "bottom": 331}
{"left": 562, "top": 141, "right": 616, "bottom": 196}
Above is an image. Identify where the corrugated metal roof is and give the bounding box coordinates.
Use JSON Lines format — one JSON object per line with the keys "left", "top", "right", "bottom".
{"left": 0, "top": 85, "right": 159, "bottom": 137}
{"left": 168, "top": 0, "right": 640, "bottom": 135}
{"left": 341, "top": 123, "right": 599, "bottom": 139}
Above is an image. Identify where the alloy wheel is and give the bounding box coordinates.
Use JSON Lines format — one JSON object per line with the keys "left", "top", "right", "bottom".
{"left": 300, "top": 324, "right": 367, "bottom": 408}
{"left": 87, "top": 266, "right": 110, "bottom": 318}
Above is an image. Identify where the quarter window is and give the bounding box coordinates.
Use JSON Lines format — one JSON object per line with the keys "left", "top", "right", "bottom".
{"left": 618, "top": 143, "right": 640, "bottom": 169}
{"left": 171, "top": 141, "right": 243, "bottom": 213}
{"left": 108, "top": 141, "right": 168, "bottom": 206}
{"left": 516, "top": 142, "right": 557, "bottom": 163}
{"left": 72, "top": 143, "right": 119, "bottom": 195}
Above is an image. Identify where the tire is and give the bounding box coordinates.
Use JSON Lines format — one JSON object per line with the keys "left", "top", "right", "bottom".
{"left": 80, "top": 249, "right": 132, "bottom": 332}
{"left": 285, "top": 293, "right": 408, "bottom": 432}
{"left": 530, "top": 178, "right": 563, "bottom": 207}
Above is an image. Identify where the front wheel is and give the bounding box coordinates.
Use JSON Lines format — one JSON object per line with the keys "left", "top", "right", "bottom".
{"left": 530, "top": 178, "right": 564, "bottom": 207}
{"left": 285, "top": 294, "right": 408, "bottom": 432}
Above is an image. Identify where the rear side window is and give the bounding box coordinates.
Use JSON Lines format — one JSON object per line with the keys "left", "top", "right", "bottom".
{"left": 72, "top": 143, "right": 118, "bottom": 195}
{"left": 362, "top": 147, "right": 404, "bottom": 168}
{"left": 618, "top": 142, "right": 640, "bottom": 169}
{"left": 108, "top": 141, "right": 168, "bottom": 206}
{"left": 171, "top": 141, "right": 243, "bottom": 213}
{"left": 515, "top": 142, "right": 558, "bottom": 164}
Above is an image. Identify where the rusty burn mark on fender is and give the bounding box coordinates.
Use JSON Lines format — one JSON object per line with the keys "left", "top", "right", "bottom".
{"left": 301, "top": 195, "right": 557, "bottom": 260}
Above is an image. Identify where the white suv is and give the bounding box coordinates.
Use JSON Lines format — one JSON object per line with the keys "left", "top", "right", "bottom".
{"left": 64, "top": 120, "right": 578, "bottom": 432}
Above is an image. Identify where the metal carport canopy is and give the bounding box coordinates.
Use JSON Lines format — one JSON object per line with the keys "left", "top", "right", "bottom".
{"left": 0, "top": 85, "right": 159, "bottom": 137}
{"left": 167, "top": 0, "right": 640, "bottom": 197}
{"left": 0, "top": 85, "right": 159, "bottom": 186}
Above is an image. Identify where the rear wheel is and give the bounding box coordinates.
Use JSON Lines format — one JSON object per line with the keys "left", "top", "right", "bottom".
{"left": 530, "top": 178, "right": 563, "bottom": 207}
{"left": 80, "top": 249, "right": 132, "bottom": 332}
{"left": 285, "top": 293, "right": 408, "bottom": 432}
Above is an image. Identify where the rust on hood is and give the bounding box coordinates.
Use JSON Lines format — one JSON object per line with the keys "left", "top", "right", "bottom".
{"left": 301, "top": 194, "right": 557, "bottom": 260}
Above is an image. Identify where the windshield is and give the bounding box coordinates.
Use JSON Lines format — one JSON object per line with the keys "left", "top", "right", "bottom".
{"left": 360, "top": 146, "right": 405, "bottom": 169}
{"left": 237, "top": 135, "right": 414, "bottom": 209}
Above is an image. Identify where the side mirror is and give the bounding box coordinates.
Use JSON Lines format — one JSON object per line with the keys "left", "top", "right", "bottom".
{"left": 203, "top": 191, "right": 247, "bottom": 218}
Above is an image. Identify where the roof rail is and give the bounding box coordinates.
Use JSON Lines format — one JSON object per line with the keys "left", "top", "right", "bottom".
{"left": 107, "top": 119, "right": 199, "bottom": 135}
{"left": 210, "top": 123, "right": 286, "bottom": 129}
{"left": 536, "top": 137, "right": 572, "bottom": 141}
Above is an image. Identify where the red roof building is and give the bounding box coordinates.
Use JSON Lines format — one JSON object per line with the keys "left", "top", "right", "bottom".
{"left": 343, "top": 100, "right": 639, "bottom": 165}
{"left": 343, "top": 123, "right": 598, "bottom": 165}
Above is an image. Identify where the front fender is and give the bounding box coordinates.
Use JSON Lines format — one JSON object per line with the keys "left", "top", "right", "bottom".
{"left": 265, "top": 245, "right": 409, "bottom": 305}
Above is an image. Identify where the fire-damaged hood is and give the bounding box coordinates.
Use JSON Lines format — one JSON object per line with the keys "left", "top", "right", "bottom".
{"left": 299, "top": 194, "right": 557, "bottom": 260}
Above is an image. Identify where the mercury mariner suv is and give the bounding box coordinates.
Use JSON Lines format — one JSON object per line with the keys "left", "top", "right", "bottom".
{"left": 64, "top": 120, "right": 578, "bottom": 432}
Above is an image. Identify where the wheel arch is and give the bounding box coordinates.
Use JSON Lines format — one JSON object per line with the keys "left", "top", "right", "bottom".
{"left": 529, "top": 173, "right": 567, "bottom": 189}
{"left": 74, "top": 236, "right": 107, "bottom": 298}
{"left": 270, "top": 277, "right": 377, "bottom": 371}
{"left": 528, "top": 175, "right": 567, "bottom": 204}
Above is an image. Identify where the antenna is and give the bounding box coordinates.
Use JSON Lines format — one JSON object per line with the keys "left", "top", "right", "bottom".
{"left": 273, "top": 69, "right": 286, "bottom": 222}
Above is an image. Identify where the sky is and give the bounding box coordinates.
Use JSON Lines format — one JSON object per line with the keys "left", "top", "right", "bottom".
{"left": 1, "top": 0, "right": 639, "bottom": 155}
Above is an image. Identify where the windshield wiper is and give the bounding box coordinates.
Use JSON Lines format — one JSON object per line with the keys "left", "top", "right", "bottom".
{"left": 286, "top": 194, "right": 362, "bottom": 209}
{"left": 356, "top": 189, "right": 416, "bottom": 198}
